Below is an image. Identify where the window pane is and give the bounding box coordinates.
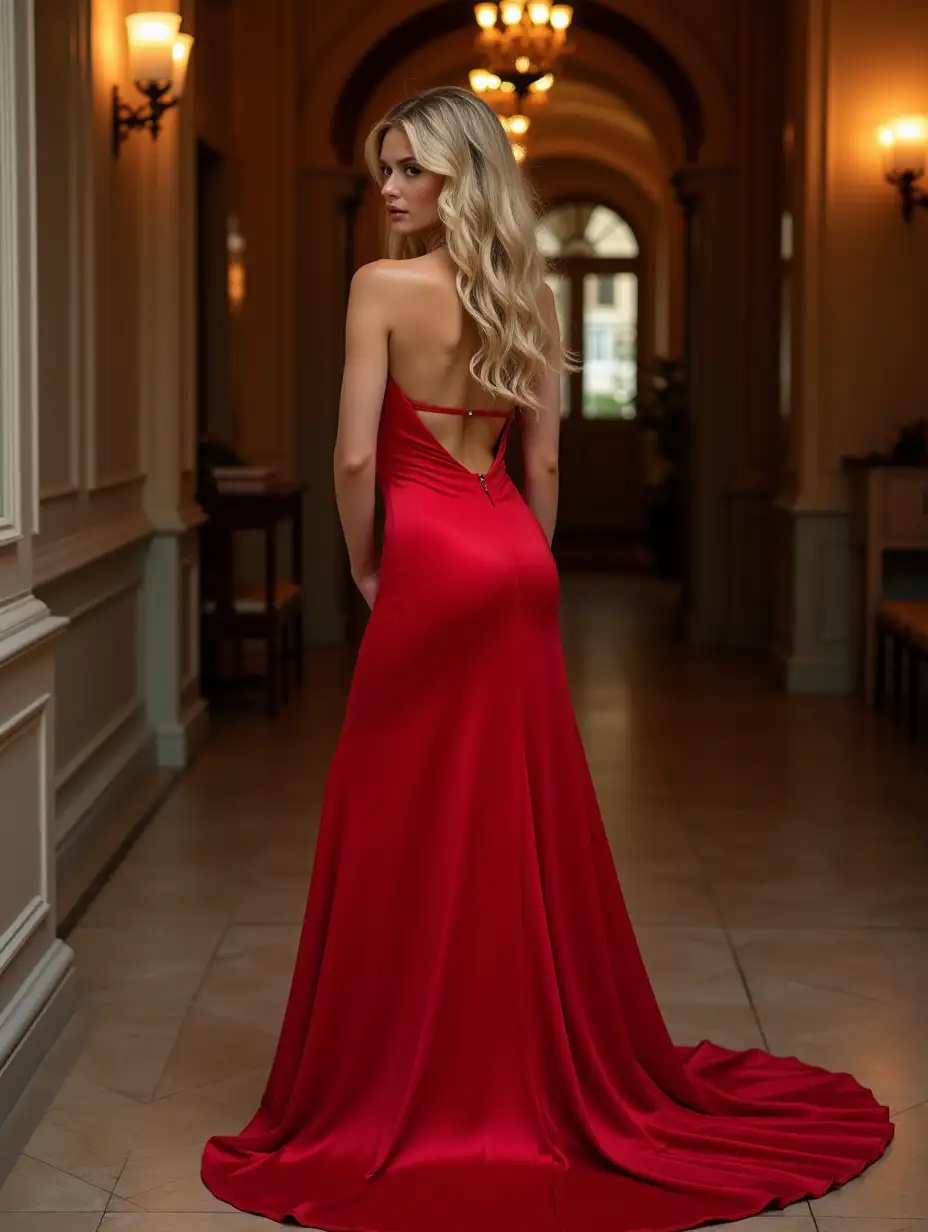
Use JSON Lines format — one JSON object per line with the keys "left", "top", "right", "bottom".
{"left": 581, "top": 272, "right": 637, "bottom": 420}
{"left": 545, "top": 272, "right": 571, "bottom": 417}
{"left": 536, "top": 203, "right": 639, "bottom": 258}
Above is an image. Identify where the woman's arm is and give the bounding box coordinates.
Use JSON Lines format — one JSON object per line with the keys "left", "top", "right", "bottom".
{"left": 333, "top": 263, "right": 390, "bottom": 605}
{"left": 521, "top": 284, "right": 562, "bottom": 546}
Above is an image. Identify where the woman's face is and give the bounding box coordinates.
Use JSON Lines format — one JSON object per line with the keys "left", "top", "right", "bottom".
{"left": 379, "top": 126, "right": 443, "bottom": 239}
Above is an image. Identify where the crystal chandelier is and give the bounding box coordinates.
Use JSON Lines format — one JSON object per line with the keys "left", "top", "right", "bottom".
{"left": 469, "top": 3, "right": 573, "bottom": 163}
{"left": 470, "top": 3, "right": 573, "bottom": 102}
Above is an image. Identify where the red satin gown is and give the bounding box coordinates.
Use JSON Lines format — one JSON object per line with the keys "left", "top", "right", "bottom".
{"left": 201, "top": 376, "right": 893, "bottom": 1231}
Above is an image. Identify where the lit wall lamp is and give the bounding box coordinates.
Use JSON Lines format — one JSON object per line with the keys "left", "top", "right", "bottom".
{"left": 112, "top": 12, "right": 194, "bottom": 157}
{"left": 878, "top": 115, "right": 928, "bottom": 221}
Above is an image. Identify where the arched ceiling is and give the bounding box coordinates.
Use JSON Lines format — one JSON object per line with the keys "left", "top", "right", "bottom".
{"left": 331, "top": 0, "right": 705, "bottom": 166}
{"left": 514, "top": 80, "right": 668, "bottom": 199}
{"left": 353, "top": 28, "right": 689, "bottom": 190}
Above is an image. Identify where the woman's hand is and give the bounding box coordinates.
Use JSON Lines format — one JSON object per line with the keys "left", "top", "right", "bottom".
{"left": 354, "top": 569, "right": 380, "bottom": 610}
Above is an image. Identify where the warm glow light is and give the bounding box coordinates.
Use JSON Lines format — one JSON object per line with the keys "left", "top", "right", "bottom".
{"left": 499, "top": 80, "right": 516, "bottom": 93}
{"left": 511, "top": 141, "right": 527, "bottom": 163}
{"left": 515, "top": 55, "right": 531, "bottom": 73}
{"left": 170, "top": 32, "right": 193, "bottom": 98}
{"left": 529, "top": 3, "right": 550, "bottom": 23}
{"left": 499, "top": 114, "right": 530, "bottom": 136}
{"left": 879, "top": 114, "right": 928, "bottom": 179}
{"left": 125, "top": 11, "right": 181, "bottom": 84}
{"left": 500, "top": 2, "right": 523, "bottom": 25}
{"left": 474, "top": 2, "right": 498, "bottom": 28}
{"left": 227, "top": 217, "right": 245, "bottom": 311}
{"left": 530, "top": 72, "right": 554, "bottom": 92}
{"left": 470, "top": 68, "right": 503, "bottom": 92}
{"left": 550, "top": 4, "right": 572, "bottom": 30}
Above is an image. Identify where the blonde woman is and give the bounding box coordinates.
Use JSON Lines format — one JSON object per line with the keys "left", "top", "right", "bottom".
{"left": 203, "top": 86, "right": 891, "bottom": 1232}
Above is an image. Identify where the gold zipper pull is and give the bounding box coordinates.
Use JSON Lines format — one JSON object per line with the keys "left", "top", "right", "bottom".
{"left": 478, "top": 474, "right": 494, "bottom": 504}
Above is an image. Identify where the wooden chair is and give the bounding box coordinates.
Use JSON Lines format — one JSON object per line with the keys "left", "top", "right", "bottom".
{"left": 874, "top": 600, "right": 928, "bottom": 738}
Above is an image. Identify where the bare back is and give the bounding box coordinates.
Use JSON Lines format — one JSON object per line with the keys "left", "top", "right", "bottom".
{"left": 382, "top": 251, "right": 513, "bottom": 474}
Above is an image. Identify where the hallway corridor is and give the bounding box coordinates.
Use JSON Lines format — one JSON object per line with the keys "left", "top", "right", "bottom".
{"left": 2, "top": 576, "right": 926, "bottom": 1230}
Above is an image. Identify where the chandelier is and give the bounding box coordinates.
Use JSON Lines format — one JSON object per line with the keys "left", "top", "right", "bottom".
{"left": 469, "top": 3, "right": 573, "bottom": 163}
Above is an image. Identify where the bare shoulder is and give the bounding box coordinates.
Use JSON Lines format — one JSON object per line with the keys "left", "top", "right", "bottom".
{"left": 351, "top": 256, "right": 444, "bottom": 302}
{"left": 349, "top": 259, "right": 396, "bottom": 296}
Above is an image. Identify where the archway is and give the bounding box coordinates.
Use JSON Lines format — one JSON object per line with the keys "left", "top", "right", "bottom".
{"left": 293, "top": 0, "right": 762, "bottom": 648}
{"left": 329, "top": 0, "right": 705, "bottom": 165}
{"left": 534, "top": 201, "right": 651, "bottom": 567}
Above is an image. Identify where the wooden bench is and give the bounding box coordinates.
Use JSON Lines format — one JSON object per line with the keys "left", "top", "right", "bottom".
{"left": 874, "top": 600, "right": 928, "bottom": 737}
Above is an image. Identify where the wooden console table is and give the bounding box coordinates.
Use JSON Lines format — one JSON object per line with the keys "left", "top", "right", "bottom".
{"left": 198, "top": 481, "right": 306, "bottom": 716}
{"left": 844, "top": 461, "right": 928, "bottom": 702}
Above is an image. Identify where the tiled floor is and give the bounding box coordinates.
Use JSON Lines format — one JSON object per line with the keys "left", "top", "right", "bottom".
{"left": 4, "top": 574, "right": 928, "bottom": 1231}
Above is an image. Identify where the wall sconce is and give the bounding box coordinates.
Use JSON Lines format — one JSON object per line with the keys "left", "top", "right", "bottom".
{"left": 112, "top": 12, "right": 193, "bottom": 157}
{"left": 878, "top": 115, "right": 928, "bottom": 221}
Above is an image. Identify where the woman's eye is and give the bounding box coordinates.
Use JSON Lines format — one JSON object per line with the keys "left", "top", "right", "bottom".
{"left": 405, "top": 165, "right": 421, "bottom": 177}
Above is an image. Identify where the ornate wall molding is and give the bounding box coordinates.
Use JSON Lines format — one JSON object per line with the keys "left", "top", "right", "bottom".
{"left": 0, "top": 0, "right": 32, "bottom": 547}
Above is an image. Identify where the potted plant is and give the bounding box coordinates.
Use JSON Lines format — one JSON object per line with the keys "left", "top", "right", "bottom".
{"left": 634, "top": 357, "right": 686, "bottom": 578}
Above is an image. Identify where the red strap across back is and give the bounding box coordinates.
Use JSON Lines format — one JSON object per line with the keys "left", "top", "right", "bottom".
{"left": 390, "top": 377, "right": 513, "bottom": 418}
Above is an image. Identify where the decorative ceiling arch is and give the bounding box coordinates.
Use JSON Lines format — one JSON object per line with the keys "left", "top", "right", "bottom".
{"left": 354, "top": 31, "right": 689, "bottom": 173}
{"left": 331, "top": 0, "right": 705, "bottom": 165}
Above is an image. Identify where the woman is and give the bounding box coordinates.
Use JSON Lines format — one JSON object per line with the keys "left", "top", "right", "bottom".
{"left": 202, "top": 86, "right": 892, "bottom": 1232}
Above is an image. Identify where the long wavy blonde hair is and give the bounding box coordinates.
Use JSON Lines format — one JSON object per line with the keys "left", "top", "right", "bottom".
{"left": 364, "top": 86, "right": 569, "bottom": 415}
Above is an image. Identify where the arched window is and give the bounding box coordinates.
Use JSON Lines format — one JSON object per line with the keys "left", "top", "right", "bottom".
{"left": 538, "top": 203, "right": 641, "bottom": 420}
{"left": 537, "top": 203, "right": 639, "bottom": 259}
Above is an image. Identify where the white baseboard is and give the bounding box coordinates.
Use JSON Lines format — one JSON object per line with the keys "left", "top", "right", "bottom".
{"left": 155, "top": 695, "right": 210, "bottom": 768}
{"left": 56, "top": 732, "right": 174, "bottom": 932}
{"left": 771, "top": 644, "right": 853, "bottom": 695}
{"left": 0, "top": 946, "right": 80, "bottom": 1188}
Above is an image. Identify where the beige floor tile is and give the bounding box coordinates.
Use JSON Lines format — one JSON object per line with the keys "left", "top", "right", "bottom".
{"left": 731, "top": 930, "right": 928, "bottom": 1009}
{"left": 0, "top": 1217, "right": 104, "bottom": 1231}
{"left": 153, "top": 1009, "right": 276, "bottom": 1101}
{"left": 660, "top": 1003, "right": 766, "bottom": 1052}
{"left": 67, "top": 1018, "right": 187, "bottom": 1103}
{"left": 69, "top": 926, "right": 223, "bottom": 1002}
{"left": 112, "top": 1141, "right": 207, "bottom": 1204}
{"left": 231, "top": 868, "right": 314, "bottom": 925}
{"left": 817, "top": 1221, "right": 928, "bottom": 1231}
{"left": 617, "top": 863, "right": 722, "bottom": 927}
{"left": 194, "top": 928, "right": 299, "bottom": 1037}
{"left": 753, "top": 992, "right": 928, "bottom": 1114}
{"left": 0, "top": 1158, "right": 109, "bottom": 1213}
{"left": 704, "top": 1220, "right": 815, "bottom": 1231}
{"left": 811, "top": 1101, "right": 927, "bottom": 1217}
{"left": 119, "top": 1093, "right": 248, "bottom": 1161}
{"left": 23, "top": 1118, "right": 128, "bottom": 1192}
{"left": 99, "top": 1216, "right": 287, "bottom": 1230}
{"left": 114, "top": 1177, "right": 226, "bottom": 1214}
{"left": 636, "top": 928, "right": 751, "bottom": 1007}
{"left": 184, "top": 1069, "right": 268, "bottom": 1119}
